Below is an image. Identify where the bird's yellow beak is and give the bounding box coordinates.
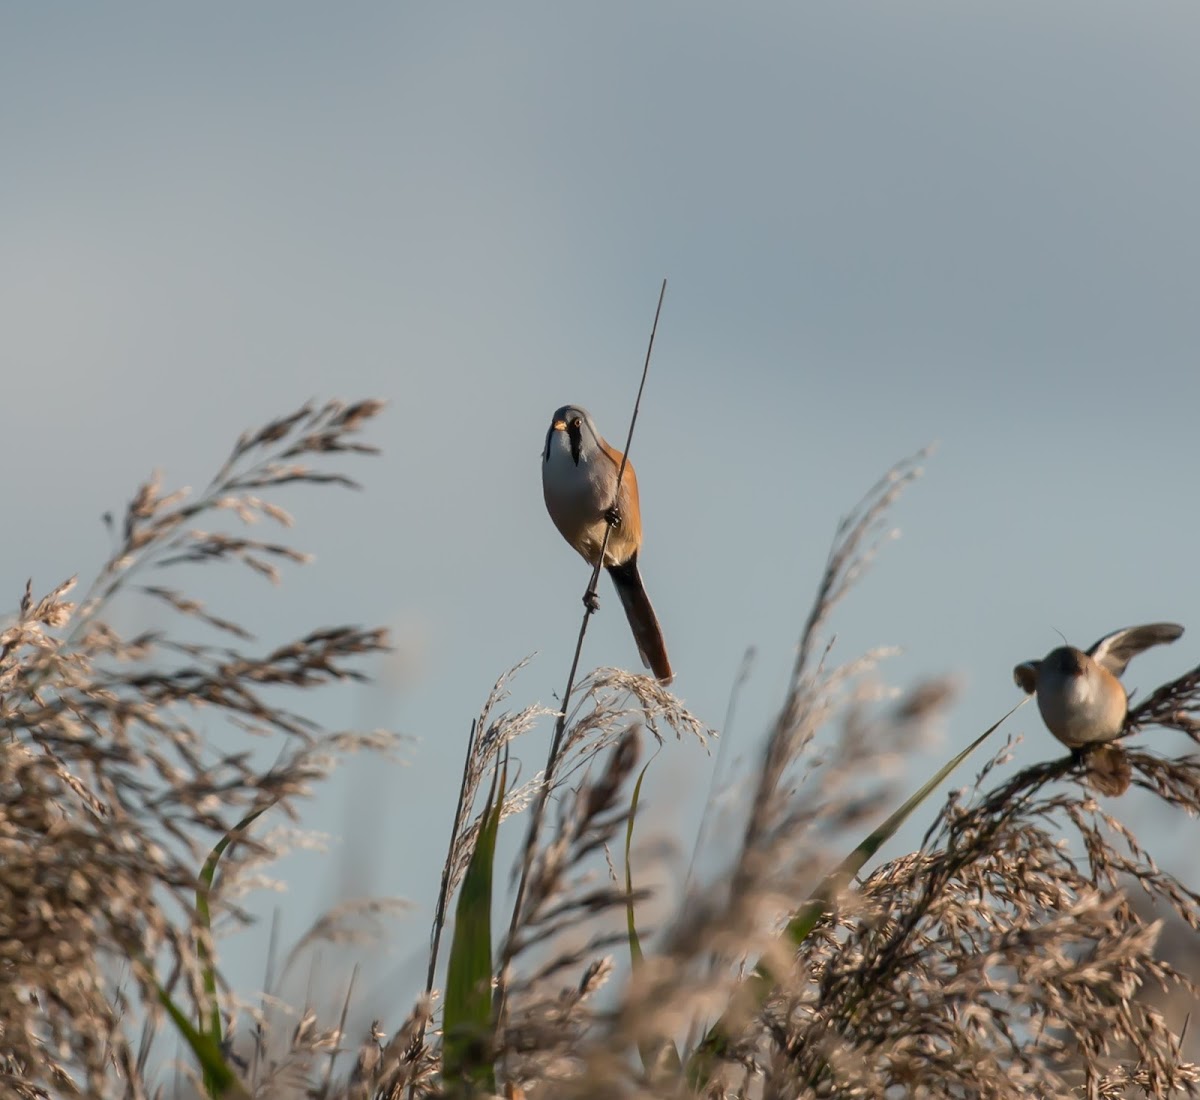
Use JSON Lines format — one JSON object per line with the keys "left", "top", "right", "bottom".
{"left": 552, "top": 419, "right": 568, "bottom": 431}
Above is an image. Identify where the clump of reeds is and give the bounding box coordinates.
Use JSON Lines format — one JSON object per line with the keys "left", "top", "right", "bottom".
{"left": 0, "top": 399, "right": 392, "bottom": 1097}
{"left": 5, "top": 396, "right": 1200, "bottom": 1100}
{"left": 341, "top": 443, "right": 1200, "bottom": 1100}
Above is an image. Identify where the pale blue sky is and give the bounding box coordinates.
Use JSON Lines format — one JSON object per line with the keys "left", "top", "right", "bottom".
{"left": 5, "top": 2, "right": 1200, "bottom": 1033}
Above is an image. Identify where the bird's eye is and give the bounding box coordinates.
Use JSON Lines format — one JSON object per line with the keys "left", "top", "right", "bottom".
{"left": 571, "top": 417, "right": 582, "bottom": 428}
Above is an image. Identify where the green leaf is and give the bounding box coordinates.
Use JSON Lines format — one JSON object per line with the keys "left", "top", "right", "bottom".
{"left": 623, "top": 760, "right": 684, "bottom": 1079}
{"left": 443, "top": 760, "right": 505, "bottom": 1093}
{"left": 625, "top": 760, "right": 650, "bottom": 971}
{"left": 686, "top": 700, "right": 1025, "bottom": 1088}
{"left": 783, "top": 701, "right": 1023, "bottom": 949}
{"left": 195, "top": 796, "right": 279, "bottom": 1092}
{"left": 156, "top": 982, "right": 243, "bottom": 1097}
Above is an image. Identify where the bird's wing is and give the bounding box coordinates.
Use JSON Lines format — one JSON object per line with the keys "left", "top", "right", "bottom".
{"left": 1088, "top": 622, "right": 1184, "bottom": 677}
{"left": 1013, "top": 661, "right": 1040, "bottom": 694}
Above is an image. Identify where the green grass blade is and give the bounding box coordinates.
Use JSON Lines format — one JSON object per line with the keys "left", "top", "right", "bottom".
{"left": 155, "top": 981, "right": 242, "bottom": 1097}
{"left": 195, "top": 797, "right": 279, "bottom": 1075}
{"left": 442, "top": 760, "right": 505, "bottom": 1093}
{"left": 623, "top": 760, "right": 683, "bottom": 1078}
{"left": 686, "top": 700, "right": 1024, "bottom": 1088}
{"left": 784, "top": 699, "right": 1025, "bottom": 948}
{"left": 625, "top": 760, "right": 651, "bottom": 971}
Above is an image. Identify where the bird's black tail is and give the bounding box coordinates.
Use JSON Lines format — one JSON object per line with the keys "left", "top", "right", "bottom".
{"left": 606, "top": 554, "right": 673, "bottom": 684}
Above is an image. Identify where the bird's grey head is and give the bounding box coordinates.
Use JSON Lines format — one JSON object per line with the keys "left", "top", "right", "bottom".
{"left": 543, "top": 404, "right": 601, "bottom": 465}
{"left": 1045, "top": 645, "right": 1088, "bottom": 678}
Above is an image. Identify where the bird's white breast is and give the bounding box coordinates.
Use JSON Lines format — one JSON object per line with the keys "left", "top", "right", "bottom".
{"left": 1037, "top": 668, "right": 1126, "bottom": 747}
{"left": 542, "top": 433, "right": 613, "bottom": 563}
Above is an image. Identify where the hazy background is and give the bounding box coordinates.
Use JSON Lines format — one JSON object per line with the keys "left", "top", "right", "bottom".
{"left": 5, "top": 1, "right": 1199, "bottom": 1029}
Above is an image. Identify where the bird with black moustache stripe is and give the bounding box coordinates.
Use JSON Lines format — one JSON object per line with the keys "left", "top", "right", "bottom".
{"left": 541, "top": 404, "right": 673, "bottom": 684}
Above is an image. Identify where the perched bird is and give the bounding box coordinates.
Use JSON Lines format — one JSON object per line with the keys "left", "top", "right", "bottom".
{"left": 1013, "top": 623, "right": 1184, "bottom": 747}
{"left": 1013, "top": 622, "right": 1184, "bottom": 795}
{"left": 542, "top": 404, "right": 673, "bottom": 683}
